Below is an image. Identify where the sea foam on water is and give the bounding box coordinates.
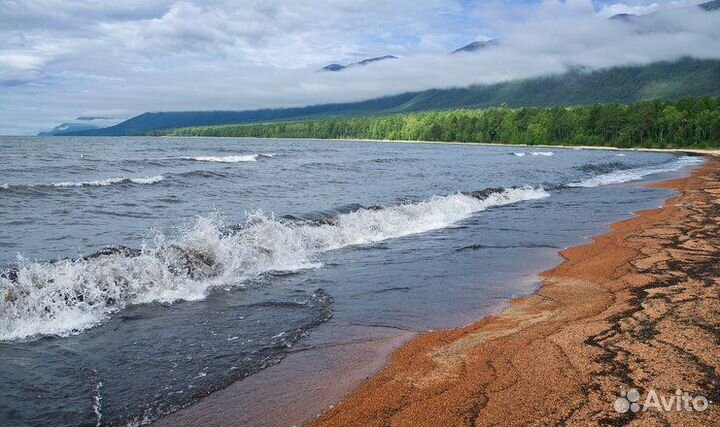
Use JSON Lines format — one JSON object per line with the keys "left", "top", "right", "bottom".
{"left": 0, "top": 186, "right": 549, "bottom": 341}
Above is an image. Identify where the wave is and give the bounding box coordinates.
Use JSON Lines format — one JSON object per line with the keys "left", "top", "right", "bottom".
{"left": 52, "top": 175, "right": 165, "bottom": 188}
{"left": 575, "top": 161, "right": 629, "bottom": 175}
{"left": 0, "top": 183, "right": 8, "bottom": 191}
{"left": 183, "top": 154, "right": 274, "bottom": 163}
{"left": 175, "top": 170, "right": 231, "bottom": 179}
{"left": 512, "top": 151, "right": 554, "bottom": 157}
{"left": 568, "top": 156, "right": 703, "bottom": 188}
{"left": 0, "top": 186, "right": 548, "bottom": 341}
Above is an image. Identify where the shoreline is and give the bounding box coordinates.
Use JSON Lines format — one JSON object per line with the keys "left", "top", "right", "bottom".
{"left": 147, "top": 150, "right": 718, "bottom": 427}
{"left": 306, "top": 157, "right": 720, "bottom": 426}
{"left": 161, "top": 134, "right": 720, "bottom": 156}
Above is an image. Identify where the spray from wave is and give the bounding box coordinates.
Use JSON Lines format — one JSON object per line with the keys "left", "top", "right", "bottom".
{"left": 183, "top": 154, "right": 275, "bottom": 163}
{"left": 52, "top": 175, "right": 165, "bottom": 188}
{"left": 0, "top": 186, "right": 548, "bottom": 341}
{"left": 568, "top": 156, "right": 703, "bottom": 188}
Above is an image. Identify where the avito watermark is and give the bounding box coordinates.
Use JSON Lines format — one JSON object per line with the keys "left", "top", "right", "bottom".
{"left": 614, "top": 388, "right": 710, "bottom": 413}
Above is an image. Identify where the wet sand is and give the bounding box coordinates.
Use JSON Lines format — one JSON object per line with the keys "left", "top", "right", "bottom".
{"left": 308, "top": 157, "right": 720, "bottom": 426}
{"left": 153, "top": 325, "right": 414, "bottom": 427}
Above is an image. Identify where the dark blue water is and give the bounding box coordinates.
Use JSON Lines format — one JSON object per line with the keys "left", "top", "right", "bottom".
{"left": 0, "top": 136, "right": 702, "bottom": 426}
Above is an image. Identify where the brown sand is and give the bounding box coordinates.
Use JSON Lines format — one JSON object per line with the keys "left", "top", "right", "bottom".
{"left": 307, "top": 158, "right": 720, "bottom": 427}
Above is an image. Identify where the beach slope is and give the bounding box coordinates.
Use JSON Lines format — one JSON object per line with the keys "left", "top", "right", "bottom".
{"left": 308, "top": 158, "right": 720, "bottom": 427}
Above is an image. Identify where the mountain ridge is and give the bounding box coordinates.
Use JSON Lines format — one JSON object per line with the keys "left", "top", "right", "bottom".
{"left": 321, "top": 55, "right": 398, "bottom": 72}
{"left": 58, "top": 58, "right": 720, "bottom": 136}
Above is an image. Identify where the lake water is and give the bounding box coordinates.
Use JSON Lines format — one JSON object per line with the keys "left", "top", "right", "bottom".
{"left": 0, "top": 136, "right": 703, "bottom": 426}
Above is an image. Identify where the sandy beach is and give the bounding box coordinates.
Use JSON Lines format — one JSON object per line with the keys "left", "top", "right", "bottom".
{"left": 307, "top": 157, "right": 720, "bottom": 426}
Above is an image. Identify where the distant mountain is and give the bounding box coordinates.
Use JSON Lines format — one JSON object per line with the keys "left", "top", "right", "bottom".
{"left": 38, "top": 122, "right": 100, "bottom": 136}
{"left": 700, "top": 0, "right": 720, "bottom": 11}
{"left": 451, "top": 39, "right": 499, "bottom": 54}
{"left": 38, "top": 116, "right": 121, "bottom": 136}
{"left": 608, "top": 13, "right": 637, "bottom": 21}
{"left": 76, "top": 116, "right": 114, "bottom": 121}
{"left": 321, "top": 55, "right": 398, "bottom": 72}
{"left": 610, "top": 0, "right": 719, "bottom": 20}
{"left": 58, "top": 58, "right": 720, "bottom": 137}
{"left": 321, "top": 63, "right": 346, "bottom": 72}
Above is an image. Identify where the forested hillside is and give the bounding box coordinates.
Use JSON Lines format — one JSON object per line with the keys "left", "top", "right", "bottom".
{"left": 64, "top": 58, "right": 720, "bottom": 136}
{"left": 165, "top": 97, "right": 720, "bottom": 149}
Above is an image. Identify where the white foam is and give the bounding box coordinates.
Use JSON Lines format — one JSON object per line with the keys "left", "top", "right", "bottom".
{"left": 513, "top": 151, "right": 553, "bottom": 157}
{"left": 0, "top": 187, "right": 548, "bottom": 341}
{"left": 92, "top": 375, "right": 103, "bottom": 427}
{"left": 129, "top": 176, "right": 165, "bottom": 185}
{"left": 0, "top": 183, "right": 9, "bottom": 190}
{"left": 569, "top": 156, "right": 703, "bottom": 188}
{"left": 185, "top": 155, "right": 259, "bottom": 163}
{"left": 52, "top": 175, "right": 164, "bottom": 187}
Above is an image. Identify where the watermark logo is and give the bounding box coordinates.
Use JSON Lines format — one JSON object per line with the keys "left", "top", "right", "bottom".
{"left": 614, "top": 389, "right": 641, "bottom": 413}
{"left": 614, "top": 388, "right": 710, "bottom": 413}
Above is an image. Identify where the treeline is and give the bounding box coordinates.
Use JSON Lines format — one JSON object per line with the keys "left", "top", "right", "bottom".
{"left": 164, "top": 97, "right": 720, "bottom": 149}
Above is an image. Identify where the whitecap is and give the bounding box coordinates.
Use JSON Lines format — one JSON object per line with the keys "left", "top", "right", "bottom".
{"left": 568, "top": 156, "right": 703, "bottom": 188}
{"left": 0, "top": 186, "right": 549, "bottom": 341}
{"left": 52, "top": 175, "right": 164, "bottom": 188}
{"left": 185, "top": 155, "right": 259, "bottom": 163}
{"left": 513, "top": 151, "right": 553, "bottom": 157}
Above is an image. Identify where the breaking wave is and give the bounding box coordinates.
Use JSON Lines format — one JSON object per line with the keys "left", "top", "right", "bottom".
{"left": 183, "top": 154, "right": 275, "bottom": 163}
{"left": 512, "top": 151, "right": 554, "bottom": 157}
{"left": 52, "top": 175, "right": 165, "bottom": 188}
{"left": 568, "top": 156, "right": 703, "bottom": 188}
{"left": 0, "top": 186, "right": 548, "bottom": 341}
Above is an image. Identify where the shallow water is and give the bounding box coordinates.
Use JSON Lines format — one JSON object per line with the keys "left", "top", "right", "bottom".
{"left": 0, "top": 136, "right": 702, "bottom": 426}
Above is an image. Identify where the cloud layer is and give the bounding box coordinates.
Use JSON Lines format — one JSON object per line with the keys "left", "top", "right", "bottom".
{"left": 0, "top": 0, "right": 718, "bottom": 134}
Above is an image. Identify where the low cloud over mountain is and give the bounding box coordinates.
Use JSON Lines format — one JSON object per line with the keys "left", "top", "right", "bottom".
{"left": 2, "top": 0, "right": 719, "bottom": 134}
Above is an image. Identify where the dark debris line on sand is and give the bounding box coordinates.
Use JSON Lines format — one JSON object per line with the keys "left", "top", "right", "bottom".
{"left": 306, "top": 159, "right": 720, "bottom": 427}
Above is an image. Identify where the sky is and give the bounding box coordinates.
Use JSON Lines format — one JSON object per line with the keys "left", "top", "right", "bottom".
{"left": 0, "top": 0, "right": 719, "bottom": 134}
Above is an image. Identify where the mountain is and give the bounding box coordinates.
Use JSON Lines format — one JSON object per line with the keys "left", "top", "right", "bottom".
{"left": 76, "top": 116, "right": 114, "bottom": 121}
{"left": 608, "top": 13, "right": 637, "bottom": 21}
{"left": 700, "top": 0, "right": 720, "bottom": 10}
{"left": 321, "top": 63, "right": 346, "bottom": 72}
{"left": 321, "top": 55, "right": 398, "bottom": 72}
{"left": 60, "top": 58, "right": 720, "bottom": 136}
{"left": 451, "top": 39, "right": 499, "bottom": 54}
{"left": 38, "top": 122, "right": 100, "bottom": 136}
{"left": 610, "top": 0, "right": 719, "bottom": 20}
{"left": 38, "top": 116, "right": 121, "bottom": 136}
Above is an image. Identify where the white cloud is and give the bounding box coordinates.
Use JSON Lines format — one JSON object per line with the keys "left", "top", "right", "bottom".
{"left": 596, "top": 2, "right": 662, "bottom": 17}
{"left": 0, "top": 0, "right": 719, "bottom": 134}
{"left": 595, "top": 0, "right": 704, "bottom": 17}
